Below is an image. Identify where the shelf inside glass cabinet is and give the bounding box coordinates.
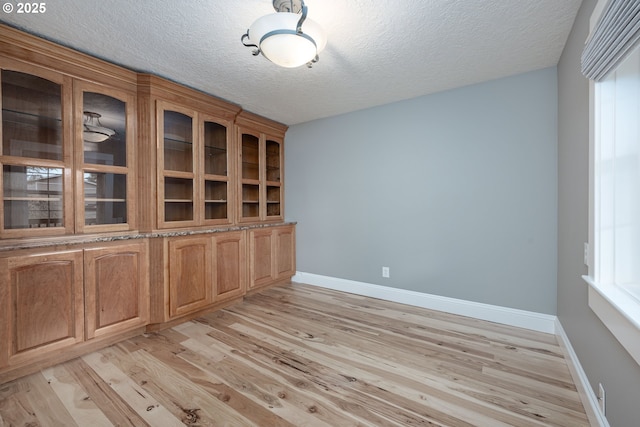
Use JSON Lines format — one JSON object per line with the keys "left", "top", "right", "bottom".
{"left": 3, "top": 165, "right": 64, "bottom": 229}
{"left": 83, "top": 172, "right": 127, "bottom": 225}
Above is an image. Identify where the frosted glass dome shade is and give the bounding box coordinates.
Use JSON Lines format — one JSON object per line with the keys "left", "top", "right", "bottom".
{"left": 248, "top": 12, "right": 326, "bottom": 68}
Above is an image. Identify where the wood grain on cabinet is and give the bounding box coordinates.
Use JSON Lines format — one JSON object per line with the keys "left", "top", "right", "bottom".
{"left": 0, "top": 250, "right": 84, "bottom": 367}
{"left": 168, "top": 236, "right": 212, "bottom": 318}
{"left": 248, "top": 225, "right": 296, "bottom": 291}
{"left": 249, "top": 228, "right": 274, "bottom": 289}
{"left": 275, "top": 225, "right": 296, "bottom": 280}
{"left": 212, "top": 231, "right": 246, "bottom": 302}
{"left": 84, "top": 241, "right": 149, "bottom": 340}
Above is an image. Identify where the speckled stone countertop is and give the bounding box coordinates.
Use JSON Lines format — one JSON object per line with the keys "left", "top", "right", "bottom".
{"left": 0, "top": 222, "right": 297, "bottom": 252}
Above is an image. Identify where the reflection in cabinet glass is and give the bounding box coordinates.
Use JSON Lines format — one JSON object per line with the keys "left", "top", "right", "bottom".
{"left": 1, "top": 70, "right": 63, "bottom": 161}
{"left": 83, "top": 93, "right": 126, "bottom": 167}
{"left": 83, "top": 172, "right": 127, "bottom": 225}
{"left": 164, "top": 111, "right": 193, "bottom": 172}
{"left": 3, "top": 166, "right": 64, "bottom": 229}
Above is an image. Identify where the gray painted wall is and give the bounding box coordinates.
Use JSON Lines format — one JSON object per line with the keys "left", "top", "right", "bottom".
{"left": 286, "top": 68, "right": 558, "bottom": 314}
{"left": 557, "top": 0, "right": 640, "bottom": 425}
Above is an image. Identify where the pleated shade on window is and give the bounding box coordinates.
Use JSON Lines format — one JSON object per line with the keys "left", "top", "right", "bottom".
{"left": 581, "top": 0, "right": 640, "bottom": 81}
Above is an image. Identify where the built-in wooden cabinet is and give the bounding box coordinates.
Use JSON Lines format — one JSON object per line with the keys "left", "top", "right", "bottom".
{"left": 0, "top": 61, "right": 74, "bottom": 237}
{"left": 168, "top": 236, "right": 213, "bottom": 317}
{"left": 237, "top": 112, "right": 286, "bottom": 224}
{"left": 0, "top": 250, "right": 84, "bottom": 367}
{"left": 154, "top": 230, "right": 247, "bottom": 323}
{"left": 138, "top": 75, "right": 239, "bottom": 231}
{"left": 212, "top": 231, "right": 247, "bottom": 302}
{"left": 0, "top": 24, "right": 296, "bottom": 383}
{"left": 0, "top": 47, "right": 137, "bottom": 239}
{"left": 0, "top": 240, "right": 148, "bottom": 374}
{"left": 84, "top": 241, "right": 149, "bottom": 339}
{"left": 74, "top": 82, "right": 137, "bottom": 233}
{"left": 249, "top": 225, "right": 296, "bottom": 291}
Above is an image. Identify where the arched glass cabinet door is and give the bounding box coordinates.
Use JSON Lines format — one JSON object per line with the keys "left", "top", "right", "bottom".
{"left": 202, "top": 116, "right": 232, "bottom": 225}
{"left": 239, "top": 131, "right": 261, "bottom": 222}
{"left": 157, "top": 101, "right": 197, "bottom": 228}
{"left": 0, "top": 64, "right": 73, "bottom": 237}
{"left": 75, "top": 82, "right": 136, "bottom": 232}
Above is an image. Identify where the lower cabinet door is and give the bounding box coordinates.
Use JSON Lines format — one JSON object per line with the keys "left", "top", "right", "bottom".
{"left": 212, "top": 231, "right": 246, "bottom": 302}
{"left": 0, "top": 250, "right": 84, "bottom": 367}
{"left": 249, "top": 229, "right": 275, "bottom": 289}
{"left": 168, "top": 236, "right": 212, "bottom": 318}
{"left": 274, "top": 226, "right": 296, "bottom": 280}
{"left": 84, "top": 241, "right": 149, "bottom": 339}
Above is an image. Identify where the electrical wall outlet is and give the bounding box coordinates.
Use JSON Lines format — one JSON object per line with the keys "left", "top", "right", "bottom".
{"left": 382, "top": 266, "right": 390, "bottom": 278}
{"left": 598, "top": 383, "right": 606, "bottom": 415}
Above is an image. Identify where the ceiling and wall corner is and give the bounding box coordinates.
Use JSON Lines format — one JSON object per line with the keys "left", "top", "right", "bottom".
{"left": 0, "top": 0, "right": 582, "bottom": 125}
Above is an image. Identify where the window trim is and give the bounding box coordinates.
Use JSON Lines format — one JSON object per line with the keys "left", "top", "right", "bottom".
{"left": 585, "top": 0, "right": 640, "bottom": 366}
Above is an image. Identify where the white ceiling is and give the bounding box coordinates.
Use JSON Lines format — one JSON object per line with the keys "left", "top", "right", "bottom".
{"left": 0, "top": 0, "right": 582, "bottom": 126}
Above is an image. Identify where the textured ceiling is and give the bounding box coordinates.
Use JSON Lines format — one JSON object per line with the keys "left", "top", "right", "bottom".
{"left": 0, "top": 0, "right": 582, "bottom": 125}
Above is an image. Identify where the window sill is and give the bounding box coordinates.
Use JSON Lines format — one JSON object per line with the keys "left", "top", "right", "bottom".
{"left": 584, "top": 275, "right": 640, "bottom": 365}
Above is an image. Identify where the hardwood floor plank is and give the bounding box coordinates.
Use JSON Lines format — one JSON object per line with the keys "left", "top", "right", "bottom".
{"left": 82, "top": 351, "right": 184, "bottom": 426}
{"left": 0, "top": 283, "right": 590, "bottom": 426}
{"left": 41, "top": 364, "right": 114, "bottom": 427}
{"left": 63, "top": 357, "right": 150, "bottom": 426}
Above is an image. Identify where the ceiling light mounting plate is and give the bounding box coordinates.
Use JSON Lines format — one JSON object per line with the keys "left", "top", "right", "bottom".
{"left": 272, "top": 0, "right": 303, "bottom": 13}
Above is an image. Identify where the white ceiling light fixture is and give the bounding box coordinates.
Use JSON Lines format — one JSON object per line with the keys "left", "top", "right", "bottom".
{"left": 241, "top": 0, "right": 327, "bottom": 68}
{"left": 83, "top": 111, "right": 115, "bottom": 142}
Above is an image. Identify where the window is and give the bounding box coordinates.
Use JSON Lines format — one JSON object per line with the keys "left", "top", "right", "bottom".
{"left": 583, "top": 0, "right": 640, "bottom": 366}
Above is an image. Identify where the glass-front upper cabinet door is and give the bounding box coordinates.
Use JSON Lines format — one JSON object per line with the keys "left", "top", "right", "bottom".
{"left": 265, "top": 138, "right": 283, "bottom": 220}
{"left": 0, "top": 64, "right": 73, "bottom": 237}
{"left": 203, "top": 117, "right": 232, "bottom": 225}
{"left": 239, "top": 131, "right": 261, "bottom": 222}
{"left": 158, "top": 101, "right": 197, "bottom": 227}
{"left": 76, "top": 83, "right": 136, "bottom": 232}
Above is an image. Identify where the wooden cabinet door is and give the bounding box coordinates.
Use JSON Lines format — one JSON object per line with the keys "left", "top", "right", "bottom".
{"left": 249, "top": 228, "right": 275, "bottom": 289}
{"left": 168, "top": 236, "right": 212, "bottom": 318}
{"left": 84, "top": 241, "right": 149, "bottom": 339}
{"left": 274, "top": 226, "right": 296, "bottom": 280}
{"left": 212, "top": 231, "right": 246, "bottom": 302}
{"left": 0, "top": 250, "right": 83, "bottom": 367}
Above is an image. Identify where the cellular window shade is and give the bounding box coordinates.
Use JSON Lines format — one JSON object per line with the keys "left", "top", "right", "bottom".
{"left": 581, "top": 0, "right": 640, "bottom": 81}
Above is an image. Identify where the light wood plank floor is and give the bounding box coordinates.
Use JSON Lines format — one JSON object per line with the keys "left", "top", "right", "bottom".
{"left": 0, "top": 283, "right": 589, "bottom": 426}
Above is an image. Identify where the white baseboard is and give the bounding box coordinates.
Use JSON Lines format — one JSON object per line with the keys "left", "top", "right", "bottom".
{"left": 292, "top": 272, "right": 557, "bottom": 334}
{"left": 555, "top": 319, "right": 610, "bottom": 427}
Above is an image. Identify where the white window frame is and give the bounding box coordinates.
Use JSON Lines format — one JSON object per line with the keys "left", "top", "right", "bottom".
{"left": 585, "top": 0, "right": 640, "bottom": 366}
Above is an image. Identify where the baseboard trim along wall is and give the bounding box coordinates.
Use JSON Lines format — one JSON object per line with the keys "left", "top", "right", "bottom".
{"left": 293, "top": 271, "right": 606, "bottom": 425}
{"left": 293, "top": 272, "right": 557, "bottom": 333}
{"left": 555, "top": 319, "right": 610, "bottom": 427}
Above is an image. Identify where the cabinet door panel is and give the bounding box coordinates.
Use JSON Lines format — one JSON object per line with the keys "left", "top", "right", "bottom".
{"left": 84, "top": 242, "right": 149, "bottom": 339}
{"left": 213, "top": 231, "right": 245, "bottom": 301}
{"left": 249, "top": 229, "right": 274, "bottom": 289}
{"left": 275, "top": 226, "right": 296, "bottom": 280}
{"left": 0, "top": 251, "right": 83, "bottom": 366}
{"left": 168, "top": 237, "right": 212, "bottom": 317}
